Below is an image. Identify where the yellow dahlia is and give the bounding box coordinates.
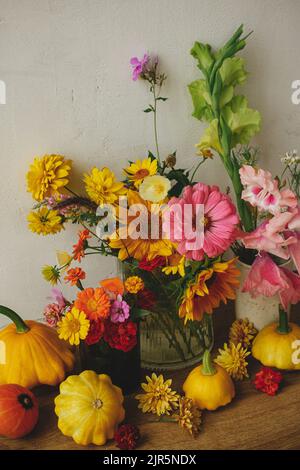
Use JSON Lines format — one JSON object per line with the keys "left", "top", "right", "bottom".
{"left": 124, "top": 157, "right": 157, "bottom": 188}
{"left": 162, "top": 254, "right": 186, "bottom": 277}
{"left": 135, "top": 373, "right": 179, "bottom": 416}
{"left": 109, "top": 190, "right": 174, "bottom": 261}
{"left": 173, "top": 397, "right": 202, "bottom": 437}
{"left": 229, "top": 318, "right": 258, "bottom": 349}
{"left": 215, "top": 342, "right": 250, "bottom": 380}
{"left": 41, "top": 265, "right": 60, "bottom": 285}
{"left": 84, "top": 167, "right": 126, "bottom": 206}
{"left": 27, "top": 207, "right": 64, "bottom": 235}
{"left": 179, "top": 258, "right": 240, "bottom": 323}
{"left": 139, "top": 175, "right": 171, "bottom": 203}
{"left": 125, "top": 276, "right": 144, "bottom": 294}
{"left": 57, "top": 307, "right": 90, "bottom": 346}
{"left": 27, "top": 154, "right": 72, "bottom": 201}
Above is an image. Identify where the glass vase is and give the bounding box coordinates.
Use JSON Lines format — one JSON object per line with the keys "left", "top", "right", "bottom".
{"left": 119, "top": 261, "right": 214, "bottom": 370}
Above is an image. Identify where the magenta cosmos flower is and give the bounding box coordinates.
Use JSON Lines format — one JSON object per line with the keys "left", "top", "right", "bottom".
{"left": 164, "top": 183, "right": 239, "bottom": 261}
{"left": 130, "top": 53, "right": 149, "bottom": 81}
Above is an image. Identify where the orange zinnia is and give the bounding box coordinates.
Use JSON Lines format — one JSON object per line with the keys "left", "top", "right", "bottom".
{"left": 72, "top": 229, "right": 91, "bottom": 262}
{"left": 100, "top": 277, "right": 124, "bottom": 297}
{"left": 65, "top": 267, "right": 86, "bottom": 286}
{"left": 75, "top": 287, "right": 111, "bottom": 321}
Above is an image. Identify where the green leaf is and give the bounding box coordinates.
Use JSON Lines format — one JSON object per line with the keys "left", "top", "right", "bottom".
{"left": 156, "top": 97, "right": 168, "bottom": 101}
{"left": 131, "top": 308, "right": 152, "bottom": 320}
{"left": 221, "top": 95, "right": 261, "bottom": 146}
{"left": 191, "top": 42, "right": 215, "bottom": 75}
{"left": 219, "top": 85, "right": 234, "bottom": 108}
{"left": 219, "top": 57, "right": 247, "bottom": 87}
{"left": 148, "top": 150, "right": 156, "bottom": 160}
{"left": 144, "top": 108, "right": 153, "bottom": 113}
{"left": 188, "top": 79, "right": 214, "bottom": 122}
{"left": 196, "top": 119, "right": 223, "bottom": 155}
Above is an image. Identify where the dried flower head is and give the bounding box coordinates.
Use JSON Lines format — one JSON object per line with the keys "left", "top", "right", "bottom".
{"left": 136, "top": 373, "right": 179, "bottom": 416}
{"left": 215, "top": 342, "right": 250, "bottom": 380}
{"left": 114, "top": 424, "right": 141, "bottom": 450}
{"left": 165, "top": 154, "right": 177, "bottom": 168}
{"left": 173, "top": 397, "right": 201, "bottom": 437}
{"left": 229, "top": 318, "right": 258, "bottom": 349}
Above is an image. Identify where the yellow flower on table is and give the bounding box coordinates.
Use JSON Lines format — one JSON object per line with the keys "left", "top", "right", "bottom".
{"left": 162, "top": 254, "right": 186, "bottom": 277}
{"left": 139, "top": 175, "right": 171, "bottom": 203}
{"left": 27, "top": 154, "right": 72, "bottom": 201}
{"left": 136, "top": 373, "right": 179, "bottom": 416}
{"left": 173, "top": 396, "right": 201, "bottom": 437}
{"left": 57, "top": 307, "right": 90, "bottom": 346}
{"left": 42, "top": 265, "right": 60, "bottom": 285}
{"left": 84, "top": 167, "right": 127, "bottom": 206}
{"left": 215, "top": 342, "right": 250, "bottom": 381}
{"left": 229, "top": 318, "right": 258, "bottom": 349}
{"left": 27, "top": 207, "right": 64, "bottom": 235}
{"left": 124, "top": 157, "right": 157, "bottom": 188}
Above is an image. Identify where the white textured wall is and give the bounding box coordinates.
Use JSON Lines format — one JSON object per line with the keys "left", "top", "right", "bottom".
{"left": 0, "top": 0, "right": 300, "bottom": 326}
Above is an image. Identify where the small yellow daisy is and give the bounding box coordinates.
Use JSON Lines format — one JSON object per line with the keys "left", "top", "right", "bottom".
{"left": 57, "top": 307, "right": 90, "bottom": 346}
{"left": 124, "top": 158, "right": 157, "bottom": 188}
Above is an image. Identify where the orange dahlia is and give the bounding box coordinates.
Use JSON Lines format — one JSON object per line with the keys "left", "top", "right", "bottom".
{"left": 179, "top": 258, "right": 240, "bottom": 323}
{"left": 74, "top": 287, "right": 111, "bottom": 321}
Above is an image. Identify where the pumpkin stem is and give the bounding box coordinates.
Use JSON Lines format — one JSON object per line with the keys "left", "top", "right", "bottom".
{"left": 0, "top": 305, "right": 30, "bottom": 333}
{"left": 201, "top": 349, "right": 217, "bottom": 376}
{"left": 277, "top": 306, "right": 291, "bottom": 334}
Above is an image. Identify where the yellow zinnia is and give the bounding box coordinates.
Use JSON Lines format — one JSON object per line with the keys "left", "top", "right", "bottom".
{"left": 139, "top": 175, "right": 171, "bottom": 203}
{"left": 27, "top": 207, "right": 64, "bottom": 235}
{"left": 27, "top": 154, "right": 72, "bottom": 201}
{"left": 162, "top": 254, "right": 186, "bottom": 277}
{"left": 124, "top": 157, "right": 157, "bottom": 188}
{"left": 84, "top": 167, "right": 126, "bottom": 206}
{"left": 57, "top": 307, "right": 90, "bottom": 346}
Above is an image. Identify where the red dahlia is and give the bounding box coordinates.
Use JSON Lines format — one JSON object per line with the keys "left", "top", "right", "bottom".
{"left": 253, "top": 366, "right": 283, "bottom": 396}
{"left": 114, "top": 424, "right": 140, "bottom": 450}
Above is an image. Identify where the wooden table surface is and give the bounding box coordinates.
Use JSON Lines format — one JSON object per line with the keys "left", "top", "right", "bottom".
{"left": 1, "top": 303, "right": 300, "bottom": 451}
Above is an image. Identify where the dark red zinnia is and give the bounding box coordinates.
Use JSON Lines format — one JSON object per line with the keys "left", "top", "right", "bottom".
{"left": 253, "top": 366, "right": 283, "bottom": 396}
{"left": 85, "top": 319, "right": 105, "bottom": 346}
{"left": 138, "top": 256, "right": 165, "bottom": 271}
{"left": 104, "top": 320, "right": 137, "bottom": 352}
{"left": 114, "top": 424, "right": 140, "bottom": 450}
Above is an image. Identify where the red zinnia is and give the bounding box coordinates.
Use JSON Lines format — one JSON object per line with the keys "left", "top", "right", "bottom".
{"left": 114, "top": 424, "right": 140, "bottom": 450}
{"left": 253, "top": 366, "right": 283, "bottom": 396}
{"left": 72, "top": 229, "right": 91, "bottom": 262}
{"left": 138, "top": 256, "right": 165, "bottom": 271}
{"left": 85, "top": 319, "right": 105, "bottom": 346}
{"left": 104, "top": 320, "right": 137, "bottom": 352}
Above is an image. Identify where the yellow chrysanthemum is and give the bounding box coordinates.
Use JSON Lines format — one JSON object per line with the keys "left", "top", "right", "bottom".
{"left": 27, "top": 207, "right": 64, "bottom": 235}
{"left": 27, "top": 154, "right": 72, "bottom": 201}
{"left": 57, "top": 307, "right": 90, "bottom": 346}
{"left": 109, "top": 190, "right": 174, "bottom": 261}
{"left": 229, "top": 318, "right": 258, "bottom": 349}
{"left": 179, "top": 258, "right": 240, "bottom": 323}
{"left": 124, "top": 157, "right": 157, "bottom": 188}
{"left": 125, "top": 276, "right": 144, "bottom": 294}
{"left": 173, "top": 397, "right": 202, "bottom": 437}
{"left": 135, "top": 373, "right": 179, "bottom": 416}
{"left": 215, "top": 342, "right": 250, "bottom": 381}
{"left": 162, "top": 254, "right": 186, "bottom": 277}
{"left": 84, "top": 167, "right": 127, "bottom": 206}
{"left": 139, "top": 175, "right": 171, "bottom": 203}
{"left": 41, "top": 265, "right": 60, "bottom": 285}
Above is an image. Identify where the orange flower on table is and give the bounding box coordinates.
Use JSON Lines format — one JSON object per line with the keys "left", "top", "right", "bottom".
{"left": 65, "top": 267, "right": 86, "bottom": 286}
{"left": 125, "top": 276, "right": 144, "bottom": 294}
{"left": 100, "top": 277, "right": 124, "bottom": 298}
{"left": 75, "top": 287, "right": 111, "bottom": 321}
{"left": 72, "top": 229, "right": 91, "bottom": 262}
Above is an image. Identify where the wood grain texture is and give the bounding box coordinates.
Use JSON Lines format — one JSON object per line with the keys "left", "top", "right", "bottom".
{"left": 1, "top": 303, "right": 300, "bottom": 450}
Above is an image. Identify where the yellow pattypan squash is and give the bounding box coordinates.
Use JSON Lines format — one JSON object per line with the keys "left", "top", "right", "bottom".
{"left": 0, "top": 306, "right": 75, "bottom": 389}
{"left": 183, "top": 350, "right": 235, "bottom": 410}
{"left": 55, "top": 370, "right": 125, "bottom": 446}
{"left": 252, "top": 308, "right": 300, "bottom": 370}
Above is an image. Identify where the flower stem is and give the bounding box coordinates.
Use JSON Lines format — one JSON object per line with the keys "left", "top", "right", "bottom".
{"left": 201, "top": 349, "right": 217, "bottom": 376}
{"left": 0, "top": 305, "right": 30, "bottom": 333}
{"left": 277, "top": 306, "right": 290, "bottom": 334}
{"left": 153, "top": 83, "right": 160, "bottom": 163}
{"left": 190, "top": 158, "right": 205, "bottom": 183}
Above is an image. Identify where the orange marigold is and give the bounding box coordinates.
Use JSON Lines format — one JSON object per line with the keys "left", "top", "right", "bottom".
{"left": 125, "top": 276, "right": 144, "bottom": 294}
{"left": 65, "top": 267, "right": 86, "bottom": 286}
{"left": 74, "top": 287, "right": 111, "bottom": 321}
{"left": 72, "top": 229, "right": 91, "bottom": 262}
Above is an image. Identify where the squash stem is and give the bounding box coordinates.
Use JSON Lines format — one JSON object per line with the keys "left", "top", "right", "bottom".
{"left": 201, "top": 349, "right": 217, "bottom": 376}
{"left": 0, "top": 305, "right": 30, "bottom": 333}
{"left": 277, "top": 306, "right": 290, "bottom": 334}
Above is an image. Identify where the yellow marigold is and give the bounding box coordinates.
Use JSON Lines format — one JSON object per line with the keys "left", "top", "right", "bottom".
{"left": 41, "top": 265, "right": 60, "bottom": 285}
{"left": 27, "top": 207, "right": 64, "bottom": 235}
{"left": 125, "top": 276, "right": 144, "bottom": 294}
{"left": 27, "top": 154, "right": 72, "bottom": 201}
{"left": 124, "top": 157, "right": 157, "bottom": 188}
{"left": 229, "top": 318, "right": 258, "bottom": 349}
{"left": 136, "top": 373, "right": 179, "bottom": 416}
{"left": 57, "top": 307, "right": 90, "bottom": 346}
{"left": 215, "top": 342, "right": 250, "bottom": 381}
{"left": 84, "top": 167, "right": 126, "bottom": 206}
{"left": 162, "top": 254, "right": 186, "bottom": 277}
{"left": 173, "top": 397, "right": 202, "bottom": 437}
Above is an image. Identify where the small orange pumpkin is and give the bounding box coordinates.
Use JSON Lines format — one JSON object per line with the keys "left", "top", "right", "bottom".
{"left": 0, "top": 384, "right": 39, "bottom": 438}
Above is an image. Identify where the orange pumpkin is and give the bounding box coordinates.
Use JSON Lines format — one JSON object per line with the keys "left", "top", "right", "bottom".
{"left": 0, "top": 384, "right": 39, "bottom": 438}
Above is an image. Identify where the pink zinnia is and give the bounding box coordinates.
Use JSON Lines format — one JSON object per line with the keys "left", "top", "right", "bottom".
{"left": 130, "top": 54, "right": 149, "bottom": 81}
{"left": 43, "top": 303, "right": 64, "bottom": 327}
{"left": 164, "top": 183, "right": 239, "bottom": 261}
{"left": 110, "top": 295, "right": 130, "bottom": 323}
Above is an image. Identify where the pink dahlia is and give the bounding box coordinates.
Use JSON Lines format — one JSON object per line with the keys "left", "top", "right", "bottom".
{"left": 164, "top": 183, "right": 239, "bottom": 261}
